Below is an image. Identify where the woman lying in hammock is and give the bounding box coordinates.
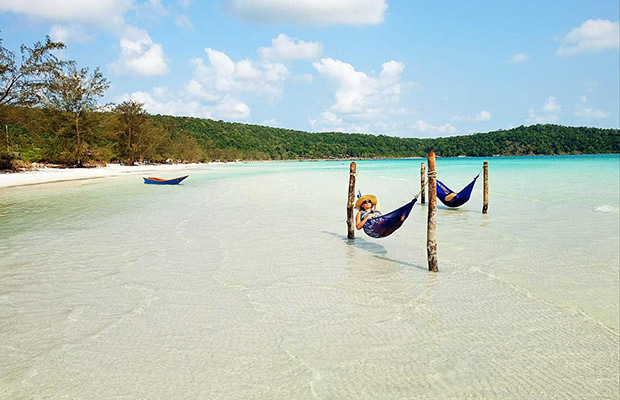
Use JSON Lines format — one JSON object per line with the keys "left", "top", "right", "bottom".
{"left": 355, "top": 193, "right": 418, "bottom": 238}
{"left": 355, "top": 194, "right": 382, "bottom": 230}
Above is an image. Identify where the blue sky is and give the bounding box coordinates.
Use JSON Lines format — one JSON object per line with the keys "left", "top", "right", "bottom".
{"left": 0, "top": 0, "right": 618, "bottom": 137}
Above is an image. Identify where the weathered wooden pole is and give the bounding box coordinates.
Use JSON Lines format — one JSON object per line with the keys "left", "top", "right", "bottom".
{"left": 427, "top": 151, "right": 438, "bottom": 272}
{"left": 347, "top": 161, "right": 357, "bottom": 239}
{"left": 482, "top": 161, "right": 489, "bottom": 214}
{"left": 420, "top": 162, "right": 426, "bottom": 204}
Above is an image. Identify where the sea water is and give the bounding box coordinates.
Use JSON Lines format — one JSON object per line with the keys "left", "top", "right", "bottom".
{"left": 0, "top": 155, "right": 618, "bottom": 399}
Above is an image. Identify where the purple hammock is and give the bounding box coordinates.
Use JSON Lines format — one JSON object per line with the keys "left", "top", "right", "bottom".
{"left": 363, "top": 198, "right": 418, "bottom": 239}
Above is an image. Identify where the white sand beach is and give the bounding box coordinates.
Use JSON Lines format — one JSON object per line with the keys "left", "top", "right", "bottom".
{"left": 0, "top": 163, "right": 207, "bottom": 189}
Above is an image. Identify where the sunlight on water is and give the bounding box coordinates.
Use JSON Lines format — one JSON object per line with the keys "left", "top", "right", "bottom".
{"left": 0, "top": 155, "right": 618, "bottom": 399}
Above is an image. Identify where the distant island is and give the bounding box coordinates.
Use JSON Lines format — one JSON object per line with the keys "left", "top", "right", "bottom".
{"left": 1, "top": 106, "right": 619, "bottom": 170}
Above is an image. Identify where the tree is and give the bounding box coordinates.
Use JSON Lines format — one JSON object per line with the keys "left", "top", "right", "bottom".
{"left": 0, "top": 35, "right": 70, "bottom": 107}
{"left": 41, "top": 66, "right": 109, "bottom": 165}
{"left": 0, "top": 35, "right": 70, "bottom": 160}
{"left": 114, "top": 100, "right": 149, "bottom": 164}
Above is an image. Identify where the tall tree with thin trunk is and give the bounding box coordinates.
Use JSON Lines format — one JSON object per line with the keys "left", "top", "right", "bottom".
{"left": 0, "top": 34, "right": 70, "bottom": 157}
{"left": 114, "top": 100, "right": 148, "bottom": 164}
{"left": 41, "top": 66, "right": 109, "bottom": 166}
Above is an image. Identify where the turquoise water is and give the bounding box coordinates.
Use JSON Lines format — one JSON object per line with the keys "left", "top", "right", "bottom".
{"left": 1, "top": 155, "right": 618, "bottom": 399}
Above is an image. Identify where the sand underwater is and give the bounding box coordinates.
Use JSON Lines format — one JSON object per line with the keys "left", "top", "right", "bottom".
{"left": 0, "top": 155, "right": 618, "bottom": 399}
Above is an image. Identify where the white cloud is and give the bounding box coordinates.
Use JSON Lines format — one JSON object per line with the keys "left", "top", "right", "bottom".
{"left": 116, "top": 89, "right": 250, "bottom": 121}
{"left": 293, "top": 73, "right": 314, "bottom": 83}
{"left": 261, "top": 118, "right": 277, "bottom": 126}
{"left": 49, "top": 24, "right": 92, "bottom": 43}
{"left": 139, "top": 0, "right": 169, "bottom": 17}
{"left": 120, "top": 44, "right": 293, "bottom": 123}
{"left": 184, "top": 80, "right": 219, "bottom": 102}
{"left": 310, "top": 58, "right": 406, "bottom": 133}
{"left": 526, "top": 97, "right": 562, "bottom": 123}
{"left": 526, "top": 108, "right": 558, "bottom": 124}
{"left": 192, "top": 48, "right": 290, "bottom": 100}
{"left": 574, "top": 106, "right": 610, "bottom": 119}
{"left": 215, "top": 98, "right": 250, "bottom": 119}
{"left": 224, "top": 0, "right": 387, "bottom": 25}
{"left": 258, "top": 34, "right": 322, "bottom": 61}
{"left": 452, "top": 110, "right": 493, "bottom": 122}
{"left": 585, "top": 82, "right": 599, "bottom": 94}
{"left": 542, "top": 96, "right": 561, "bottom": 113}
{"left": 412, "top": 120, "right": 457, "bottom": 135}
{"left": 0, "top": 0, "right": 169, "bottom": 77}
{"left": 527, "top": 108, "right": 557, "bottom": 123}
{"left": 0, "top": 0, "right": 130, "bottom": 30}
{"left": 574, "top": 96, "right": 610, "bottom": 119}
{"left": 175, "top": 14, "right": 194, "bottom": 30}
{"left": 319, "top": 110, "right": 343, "bottom": 126}
{"left": 508, "top": 52, "right": 528, "bottom": 63}
{"left": 474, "top": 110, "right": 492, "bottom": 121}
{"left": 313, "top": 58, "right": 404, "bottom": 116}
{"left": 109, "top": 28, "right": 169, "bottom": 76}
{"left": 558, "top": 19, "right": 620, "bottom": 56}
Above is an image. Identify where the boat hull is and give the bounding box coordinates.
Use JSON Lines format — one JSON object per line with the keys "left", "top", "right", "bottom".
{"left": 143, "top": 175, "right": 188, "bottom": 185}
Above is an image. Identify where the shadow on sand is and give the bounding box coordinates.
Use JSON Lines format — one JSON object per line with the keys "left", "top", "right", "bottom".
{"left": 322, "top": 230, "right": 428, "bottom": 271}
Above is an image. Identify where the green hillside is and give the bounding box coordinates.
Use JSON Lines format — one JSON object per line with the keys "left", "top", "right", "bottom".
{"left": 1, "top": 106, "right": 618, "bottom": 169}
{"left": 159, "top": 115, "right": 619, "bottom": 160}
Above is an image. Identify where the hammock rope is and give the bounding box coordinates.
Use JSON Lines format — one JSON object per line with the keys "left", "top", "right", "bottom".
{"left": 360, "top": 180, "right": 427, "bottom": 239}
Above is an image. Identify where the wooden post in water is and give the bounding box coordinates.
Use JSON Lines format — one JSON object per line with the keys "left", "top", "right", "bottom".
{"left": 347, "top": 161, "right": 357, "bottom": 239}
{"left": 427, "top": 151, "right": 438, "bottom": 272}
{"left": 420, "top": 162, "right": 426, "bottom": 204}
{"left": 482, "top": 161, "right": 489, "bottom": 214}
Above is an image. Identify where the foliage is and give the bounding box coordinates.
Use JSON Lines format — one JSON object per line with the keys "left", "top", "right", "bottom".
{"left": 113, "top": 100, "right": 151, "bottom": 164}
{"left": 151, "top": 116, "right": 618, "bottom": 160}
{"left": 2, "top": 104, "right": 618, "bottom": 170}
{"left": 0, "top": 35, "right": 70, "bottom": 108}
{"left": 0, "top": 151, "right": 15, "bottom": 170}
{"left": 40, "top": 65, "right": 109, "bottom": 165}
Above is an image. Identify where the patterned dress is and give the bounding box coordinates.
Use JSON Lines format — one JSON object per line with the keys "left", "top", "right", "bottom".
{"left": 360, "top": 209, "right": 383, "bottom": 238}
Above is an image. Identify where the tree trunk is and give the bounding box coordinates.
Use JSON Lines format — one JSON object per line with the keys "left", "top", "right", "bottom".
{"left": 127, "top": 126, "right": 132, "bottom": 164}
{"left": 75, "top": 114, "right": 82, "bottom": 167}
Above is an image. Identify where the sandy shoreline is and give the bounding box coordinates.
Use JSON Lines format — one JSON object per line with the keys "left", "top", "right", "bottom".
{"left": 0, "top": 163, "right": 207, "bottom": 189}
{"left": 0, "top": 157, "right": 421, "bottom": 189}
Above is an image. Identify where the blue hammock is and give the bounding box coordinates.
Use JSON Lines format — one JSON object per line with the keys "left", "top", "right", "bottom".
{"left": 436, "top": 175, "right": 479, "bottom": 208}
{"left": 363, "top": 198, "right": 417, "bottom": 238}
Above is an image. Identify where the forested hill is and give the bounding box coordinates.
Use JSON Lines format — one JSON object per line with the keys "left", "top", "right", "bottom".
{"left": 2, "top": 105, "right": 619, "bottom": 168}
{"left": 0, "top": 36, "right": 617, "bottom": 168}
{"left": 155, "top": 115, "right": 619, "bottom": 160}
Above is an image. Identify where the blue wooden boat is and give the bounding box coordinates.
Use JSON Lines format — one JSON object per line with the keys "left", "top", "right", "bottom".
{"left": 143, "top": 175, "right": 188, "bottom": 185}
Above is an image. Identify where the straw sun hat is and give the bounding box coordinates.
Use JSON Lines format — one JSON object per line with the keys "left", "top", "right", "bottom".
{"left": 355, "top": 194, "right": 377, "bottom": 209}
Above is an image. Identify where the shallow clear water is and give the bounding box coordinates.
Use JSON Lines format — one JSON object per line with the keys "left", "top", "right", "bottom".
{"left": 1, "top": 155, "right": 618, "bottom": 399}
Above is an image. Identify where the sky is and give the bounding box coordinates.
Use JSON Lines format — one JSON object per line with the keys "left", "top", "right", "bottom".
{"left": 0, "top": 0, "right": 618, "bottom": 138}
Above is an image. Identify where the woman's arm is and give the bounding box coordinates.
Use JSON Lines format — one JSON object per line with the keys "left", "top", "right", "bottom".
{"left": 356, "top": 211, "right": 371, "bottom": 230}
